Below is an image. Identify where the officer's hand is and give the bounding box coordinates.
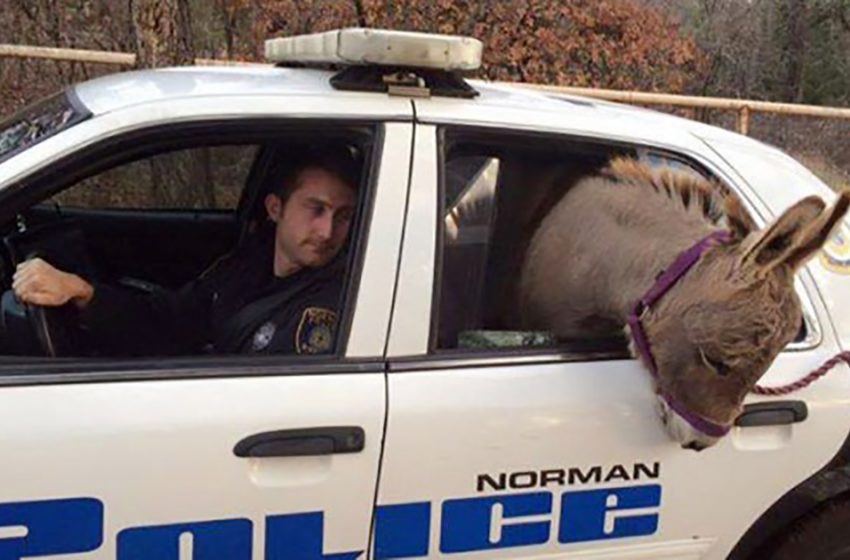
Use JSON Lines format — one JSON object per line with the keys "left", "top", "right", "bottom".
{"left": 12, "top": 257, "right": 94, "bottom": 309}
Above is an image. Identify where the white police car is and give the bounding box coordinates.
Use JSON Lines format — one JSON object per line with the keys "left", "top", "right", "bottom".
{"left": 0, "top": 28, "right": 849, "bottom": 560}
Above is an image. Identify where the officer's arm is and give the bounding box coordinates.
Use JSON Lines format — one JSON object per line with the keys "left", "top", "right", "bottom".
{"left": 78, "top": 274, "right": 216, "bottom": 356}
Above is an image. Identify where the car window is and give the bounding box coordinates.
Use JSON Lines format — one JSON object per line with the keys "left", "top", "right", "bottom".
{"left": 435, "top": 131, "right": 622, "bottom": 352}
{"left": 433, "top": 129, "right": 772, "bottom": 355}
{"left": 53, "top": 145, "right": 256, "bottom": 211}
{"left": 0, "top": 91, "right": 90, "bottom": 165}
{"left": 0, "top": 125, "right": 377, "bottom": 364}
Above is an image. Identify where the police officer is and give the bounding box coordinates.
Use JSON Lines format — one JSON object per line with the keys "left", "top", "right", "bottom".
{"left": 11, "top": 148, "right": 358, "bottom": 356}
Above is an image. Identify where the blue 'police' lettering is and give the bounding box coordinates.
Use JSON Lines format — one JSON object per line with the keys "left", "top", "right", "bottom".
{"left": 374, "top": 502, "right": 430, "bottom": 559}
{"left": 117, "top": 518, "right": 252, "bottom": 560}
{"left": 559, "top": 484, "right": 661, "bottom": 544}
{"left": 0, "top": 497, "right": 102, "bottom": 560}
{"left": 265, "top": 512, "right": 362, "bottom": 560}
{"left": 0, "top": 483, "right": 664, "bottom": 558}
{"left": 440, "top": 492, "right": 552, "bottom": 553}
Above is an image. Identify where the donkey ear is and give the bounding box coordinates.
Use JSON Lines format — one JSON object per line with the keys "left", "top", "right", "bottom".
{"left": 741, "top": 196, "right": 847, "bottom": 272}
{"left": 783, "top": 191, "right": 850, "bottom": 269}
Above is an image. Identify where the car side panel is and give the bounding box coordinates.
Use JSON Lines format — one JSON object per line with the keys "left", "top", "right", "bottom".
{"left": 0, "top": 372, "right": 385, "bottom": 558}
{"left": 0, "top": 97, "right": 415, "bottom": 558}
{"left": 378, "top": 121, "right": 850, "bottom": 560}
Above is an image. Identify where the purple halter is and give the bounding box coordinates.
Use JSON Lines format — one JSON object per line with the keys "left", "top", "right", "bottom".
{"left": 627, "top": 230, "right": 733, "bottom": 438}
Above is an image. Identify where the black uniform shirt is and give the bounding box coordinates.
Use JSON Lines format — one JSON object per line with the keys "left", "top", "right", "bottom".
{"left": 79, "top": 232, "right": 345, "bottom": 357}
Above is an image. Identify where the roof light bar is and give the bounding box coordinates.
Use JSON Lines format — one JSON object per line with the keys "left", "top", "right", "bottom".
{"left": 265, "top": 28, "right": 482, "bottom": 71}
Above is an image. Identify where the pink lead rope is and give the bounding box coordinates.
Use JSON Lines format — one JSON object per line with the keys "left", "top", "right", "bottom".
{"left": 753, "top": 351, "right": 850, "bottom": 396}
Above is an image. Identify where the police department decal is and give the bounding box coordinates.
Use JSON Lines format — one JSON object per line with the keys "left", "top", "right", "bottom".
{"left": 251, "top": 321, "right": 277, "bottom": 351}
{"left": 821, "top": 226, "right": 850, "bottom": 274}
{"left": 296, "top": 307, "right": 337, "bottom": 354}
{"left": 6, "top": 461, "right": 662, "bottom": 557}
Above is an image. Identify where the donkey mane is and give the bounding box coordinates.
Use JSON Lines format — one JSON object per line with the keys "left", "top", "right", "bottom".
{"left": 517, "top": 157, "right": 760, "bottom": 342}
{"left": 605, "top": 158, "right": 753, "bottom": 234}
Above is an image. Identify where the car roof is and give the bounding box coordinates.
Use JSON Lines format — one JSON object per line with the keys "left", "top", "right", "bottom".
{"left": 73, "top": 65, "right": 339, "bottom": 114}
{"left": 71, "top": 65, "right": 642, "bottom": 116}
{"left": 72, "top": 64, "right": 760, "bottom": 154}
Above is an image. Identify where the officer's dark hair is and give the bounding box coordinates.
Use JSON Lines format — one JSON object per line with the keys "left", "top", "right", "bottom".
{"left": 267, "top": 143, "right": 360, "bottom": 205}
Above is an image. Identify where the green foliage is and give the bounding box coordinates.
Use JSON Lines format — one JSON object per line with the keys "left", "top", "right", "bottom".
{"left": 800, "top": 2, "right": 850, "bottom": 106}
{"left": 679, "top": 0, "right": 850, "bottom": 106}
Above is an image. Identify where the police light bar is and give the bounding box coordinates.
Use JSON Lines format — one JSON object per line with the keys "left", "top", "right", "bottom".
{"left": 265, "top": 28, "right": 483, "bottom": 71}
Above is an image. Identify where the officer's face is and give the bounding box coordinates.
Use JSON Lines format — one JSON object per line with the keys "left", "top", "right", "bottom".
{"left": 265, "top": 167, "right": 356, "bottom": 276}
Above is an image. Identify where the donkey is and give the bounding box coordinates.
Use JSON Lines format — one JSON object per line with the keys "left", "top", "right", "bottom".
{"left": 518, "top": 158, "right": 850, "bottom": 450}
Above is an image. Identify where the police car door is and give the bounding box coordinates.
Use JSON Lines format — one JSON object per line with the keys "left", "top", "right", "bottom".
{"left": 376, "top": 115, "right": 850, "bottom": 558}
{"left": 0, "top": 92, "right": 414, "bottom": 558}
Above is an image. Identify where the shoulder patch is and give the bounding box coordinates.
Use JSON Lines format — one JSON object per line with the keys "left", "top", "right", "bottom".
{"left": 821, "top": 226, "right": 850, "bottom": 274}
{"left": 296, "top": 307, "right": 338, "bottom": 354}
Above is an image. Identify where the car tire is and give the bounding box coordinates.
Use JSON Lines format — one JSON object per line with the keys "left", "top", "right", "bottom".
{"left": 768, "top": 500, "right": 850, "bottom": 560}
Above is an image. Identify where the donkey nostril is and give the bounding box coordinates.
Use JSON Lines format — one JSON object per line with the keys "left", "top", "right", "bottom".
{"left": 683, "top": 441, "right": 707, "bottom": 452}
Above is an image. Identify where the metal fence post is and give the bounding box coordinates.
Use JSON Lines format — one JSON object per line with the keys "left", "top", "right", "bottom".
{"left": 737, "top": 106, "right": 750, "bottom": 135}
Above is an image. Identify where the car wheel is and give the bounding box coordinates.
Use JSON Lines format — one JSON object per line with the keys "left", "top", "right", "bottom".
{"left": 768, "top": 500, "right": 850, "bottom": 560}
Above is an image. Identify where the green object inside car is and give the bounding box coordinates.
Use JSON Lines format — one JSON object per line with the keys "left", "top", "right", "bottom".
{"left": 458, "top": 330, "right": 557, "bottom": 349}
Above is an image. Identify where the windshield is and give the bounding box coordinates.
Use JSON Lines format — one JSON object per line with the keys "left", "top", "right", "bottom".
{"left": 0, "top": 90, "right": 89, "bottom": 165}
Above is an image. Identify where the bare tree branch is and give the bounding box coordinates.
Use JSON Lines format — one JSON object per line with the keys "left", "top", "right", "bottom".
{"left": 352, "top": 0, "right": 368, "bottom": 27}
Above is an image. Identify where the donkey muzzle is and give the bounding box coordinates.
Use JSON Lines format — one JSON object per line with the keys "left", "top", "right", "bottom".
{"left": 656, "top": 396, "right": 722, "bottom": 451}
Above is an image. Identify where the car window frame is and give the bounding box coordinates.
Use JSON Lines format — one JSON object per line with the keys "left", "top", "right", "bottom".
{"left": 426, "top": 124, "right": 823, "bottom": 365}
{"left": 0, "top": 118, "right": 387, "bottom": 384}
{"left": 429, "top": 126, "right": 635, "bottom": 360}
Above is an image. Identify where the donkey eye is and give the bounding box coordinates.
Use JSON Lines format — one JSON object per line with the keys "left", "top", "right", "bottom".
{"left": 699, "top": 348, "right": 730, "bottom": 376}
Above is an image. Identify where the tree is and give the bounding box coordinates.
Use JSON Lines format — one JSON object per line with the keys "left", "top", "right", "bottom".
{"left": 130, "top": 0, "right": 195, "bottom": 68}
{"left": 250, "top": 0, "right": 702, "bottom": 93}
{"left": 669, "top": 0, "right": 850, "bottom": 105}
{"left": 779, "top": 0, "right": 808, "bottom": 103}
{"left": 128, "top": 0, "right": 213, "bottom": 208}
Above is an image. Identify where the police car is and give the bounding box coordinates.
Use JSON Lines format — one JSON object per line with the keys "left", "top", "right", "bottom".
{"left": 0, "top": 28, "right": 848, "bottom": 560}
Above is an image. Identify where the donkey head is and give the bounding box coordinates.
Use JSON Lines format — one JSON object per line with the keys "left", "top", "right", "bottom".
{"left": 639, "top": 192, "right": 849, "bottom": 450}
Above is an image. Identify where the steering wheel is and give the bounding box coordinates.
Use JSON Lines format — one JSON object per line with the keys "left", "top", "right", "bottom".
{"left": 27, "top": 303, "right": 70, "bottom": 357}
{"left": 16, "top": 248, "right": 76, "bottom": 357}
{"left": 0, "top": 289, "right": 75, "bottom": 357}
{"left": 3, "top": 217, "right": 96, "bottom": 357}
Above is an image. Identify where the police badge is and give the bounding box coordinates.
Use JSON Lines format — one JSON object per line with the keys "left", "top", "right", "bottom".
{"left": 821, "top": 225, "right": 850, "bottom": 275}
{"left": 296, "top": 307, "right": 338, "bottom": 354}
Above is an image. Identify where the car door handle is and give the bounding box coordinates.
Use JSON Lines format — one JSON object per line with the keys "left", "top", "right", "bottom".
{"left": 233, "top": 426, "right": 365, "bottom": 458}
{"left": 735, "top": 401, "right": 808, "bottom": 428}
{"left": 233, "top": 426, "right": 366, "bottom": 457}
